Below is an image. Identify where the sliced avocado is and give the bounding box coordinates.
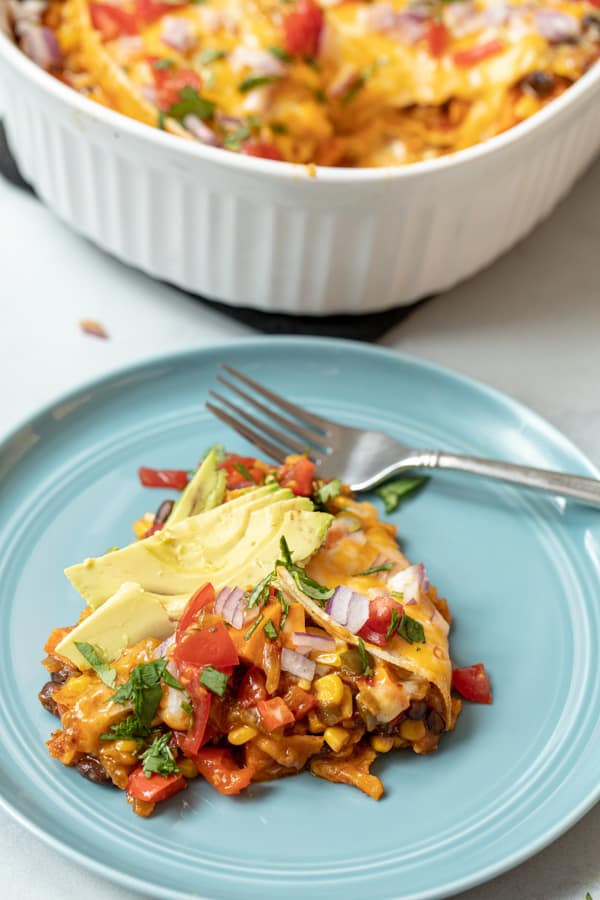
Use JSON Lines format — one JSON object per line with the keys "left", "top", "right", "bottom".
{"left": 167, "top": 448, "right": 226, "bottom": 526}
{"left": 66, "top": 486, "right": 332, "bottom": 611}
{"left": 56, "top": 582, "right": 174, "bottom": 668}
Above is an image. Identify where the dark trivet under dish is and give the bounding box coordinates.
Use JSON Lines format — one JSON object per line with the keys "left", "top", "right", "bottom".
{"left": 0, "top": 119, "right": 428, "bottom": 340}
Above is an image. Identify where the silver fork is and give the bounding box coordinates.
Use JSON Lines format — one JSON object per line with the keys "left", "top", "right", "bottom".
{"left": 206, "top": 365, "right": 600, "bottom": 506}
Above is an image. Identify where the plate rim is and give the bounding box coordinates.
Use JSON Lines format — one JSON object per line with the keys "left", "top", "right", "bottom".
{"left": 1, "top": 334, "right": 599, "bottom": 900}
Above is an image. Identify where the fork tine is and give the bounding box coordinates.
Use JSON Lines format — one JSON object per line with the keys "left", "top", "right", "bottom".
{"left": 209, "top": 391, "right": 320, "bottom": 459}
{"left": 221, "top": 365, "right": 331, "bottom": 433}
{"left": 206, "top": 402, "right": 288, "bottom": 464}
{"left": 216, "top": 375, "right": 330, "bottom": 449}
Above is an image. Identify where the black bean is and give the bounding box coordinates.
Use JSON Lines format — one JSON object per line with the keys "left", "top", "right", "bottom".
{"left": 426, "top": 709, "right": 446, "bottom": 735}
{"left": 75, "top": 755, "right": 111, "bottom": 784}
{"left": 154, "top": 499, "right": 175, "bottom": 527}
{"left": 407, "top": 700, "right": 427, "bottom": 720}
{"left": 38, "top": 681, "right": 61, "bottom": 716}
{"left": 50, "top": 664, "right": 73, "bottom": 685}
{"left": 519, "top": 71, "right": 556, "bottom": 98}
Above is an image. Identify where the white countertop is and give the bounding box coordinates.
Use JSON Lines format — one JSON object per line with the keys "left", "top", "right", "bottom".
{"left": 1, "top": 157, "right": 599, "bottom": 900}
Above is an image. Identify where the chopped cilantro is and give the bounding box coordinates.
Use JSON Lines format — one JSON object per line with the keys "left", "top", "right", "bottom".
{"left": 100, "top": 715, "right": 150, "bottom": 742}
{"left": 385, "top": 608, "right": 400, "bottom": 642}
{"left": 270, "top": 121, "right": 288, "bottom": 134}
{"left": 376, "top": 477, "right": 429, "bottom": 514}
{"left": 357, "top": 637, "right": 373, "bottom": 676}
{"left": 198, "top": 48, "right": 226, "bottom": 65}
{"left": 268, "top": 45, "right": 293, "bottom": 63}
{"left": 279, "top": 535, "right": 293, "bottom": 567}
{"left": 247, "top": 570, "right": 274, "bottom": 609}
{"left": 234, "top": 461, "right": 255, "bottom": 481}
{"left": 74, "top": 642, "right": 116, "bottom": 688}
{"left": 391, "top": 591, "right": 404, "bottom": 601}
{"left": 263, "top": 619, "right": 278, "bottom": 640}
{"left": 167, "top": 86, "right": 215, "bottom": 122}
{"left": 353, "top": 562, "right": 393, "bottom": 577}
{"left": 199, "top": 665, "right": 229, "bottom": 697}
{"left": 398, "top": 614, "right": 426, "bottom": 645}
{"left": 314, "top": 478, "right": 342, "bottom": 507}
{"left": 244, "top": 613, "right": 264, "bottom": 640}
{"left": 181, "top": 700, "right": 193, "bottom": 716}
{"left": 153, "top": 58, "right": 174, "bottom": 70}
{"left": 277, "top": 589, "right": 290, "bottom": 629}
{"left": 278, "top": 536, "right": 334, "bottom": 605}
{"left": 239, "top": 75, "right": 280, "bottom": 93}
{"left": 110, "top": 658, "right": 185, "bottom": 734}
{"left": 139, "top": 732, "right": 180, "bottom": 778}
{"left": 158, "top": 110, "right": 166, "bottom": 130}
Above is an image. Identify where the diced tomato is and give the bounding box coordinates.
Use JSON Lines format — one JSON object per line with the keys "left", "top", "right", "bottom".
{"left": 194, "top": 747, "right": 254, "bottom": 795}
{"left": 150, "top": 65, "right": 202, "bottom": 112}
{"left": 138, "top": 467, "right": 189, "bottom": 489}
{"left": 277, "top": 455, "right": 315, "bottom": 497}
{"left": 174, "top": 662, "right": 212, "bottom": 756}
{"left": 174, "top": 621, "right": 239, "bottom": 670}
{"left": 176, "top": 583, "right": 215, "bottom": 641}
{"left": 237, "top": 666, "right": 268, "bottom": 708}
{"left": 282, "top": 0, "right": 324, "bottom": 58}
{"left": 452, "top": 663, "right": 492, "bottom": 704}
{"left": 283, "top": 685, "right": 316, "bottom": 719}
{"left": 589, "top": 0, "right": 600, "bottom": 8}
{"left": 217, "top": 454, "right": 266, "bottom": 489}
{"left": 427, "top": 20, "right": 449, "bottom": 58}
{"left": 257, "top": 696, "right": 295, "bottom": 731}
{"left": 358, "top": 595, "right": 403, "bottom": 645}
{"left": 241, "top": 141, "right": 284, "bottom": 161}
{"left": 126, "top": 767, "right": 187, "bottom": 803}
{"left": 135, "top": 0, "right": 175, "bottom": 24}
{"left": 453, "top": 39, "right": 504, "bottom": 67}
{"left": 90, "top": 3, "right": 138, "bottom": 39}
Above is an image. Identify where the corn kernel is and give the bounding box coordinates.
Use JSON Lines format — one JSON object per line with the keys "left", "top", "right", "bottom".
{"left": 313, "top": 652, "right": 341, "bottom": 667}
{"left": 298, "top": 678, "right": 312, "bottom": 691}
{"left": 228, "top": 726, "right": 258, "bottom": 746}
{"left": 324, "top": 726, "right": 350, "bottom": 753}
{"left": 370, "top": 735, "right": 394, "bottom": 753}
{"left": 133, "top": 514, "right": 153, "bottom": 539}
{"left": 399, "top": 719, "right": 427, "bottom": 741}
{"left": 340, "top": 685, "right": 353, "bottom": 720}
{"left": 393, "top": 736, "right": 409, "bottom": 749}
{"left": 314, "top": 674, "right": 344, "bottom": 706}
{"left": 178, "top": 759, "right": 199, "bottom": 779}
{"left": 307, "top": 711, "right": 325, "bottom": 733}
{"left": 112, "top": 740, "right": 139, "bottom": 765}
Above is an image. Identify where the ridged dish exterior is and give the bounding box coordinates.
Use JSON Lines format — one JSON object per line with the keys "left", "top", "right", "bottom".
{"left": 1, "top": 25, "right": 599, "bottom": 313}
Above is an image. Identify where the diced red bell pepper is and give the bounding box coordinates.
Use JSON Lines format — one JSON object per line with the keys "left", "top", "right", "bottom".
{"left": 176, "top": 583, "right": 215, "bottom": 641}
{"left": 136, "top": 0, "right": 176, "bottom": 24}
{"left": 452, "top": 663, "right": 492, "bottom": 704}
{"left": 257, "top": 696, "right": 295, "bottom": 731}
{"left": 277, "top": 455, "right": 315, "bottom": 497}
{"left": 282, "top": 0, "right": 324, "bottom": 58}
{"left": 242, "top": 141, "right": 284, "bottom": 161}
{"left": 126, "top": 767, "right": 187, "bottom": 803}
{"left": 138, "top": 467, "right": 189, "bottom": 490}
{"left": 453, "top": 40, "right": 504, "bottom": 67}
{"left": 90, "top": 3, "right": 138, "bottom": 40}
{"left": 174, "top": 621, "right": 239, "bottom": 670}
{"left": 194, "top": 747, "right": 254, "bottom": 795}
{"left": 427, "top": 20, "right": 449, "bottom": 58}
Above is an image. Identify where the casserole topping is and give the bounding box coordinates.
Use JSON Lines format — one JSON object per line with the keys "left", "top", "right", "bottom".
{"left": 40, "top": 448, "right": 491, "bottom": 816}
{"left": 10, "top": 0, "right": 600, "bottom": 165}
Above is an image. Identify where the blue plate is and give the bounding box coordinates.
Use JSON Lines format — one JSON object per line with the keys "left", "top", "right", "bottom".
{"left": 1, "top": 338, "right": 599, "bottom": 900}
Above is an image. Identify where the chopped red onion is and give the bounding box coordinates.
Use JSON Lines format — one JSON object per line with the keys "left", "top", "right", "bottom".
{"left": 20, "top": 24, "right": 61, "bottom": 69}
{"left": 388, "top": 563, "right": 427, "bottom": 602}
{"left": 141, "top": 84, "right": 157, "bottom": 105}
{"left": 215, "top": 586, "right": 234, "bottom": 615}
{"left": 534, "top": 9, "right": 580, "bottom": 43}
{"left": 281, "top": 648, "right": 316, "bottom": 682}
{"left": 229, "top": 46, "right": 287, "bottom": 76}
{"left": 183, "top": 114, "right": 220, "bottom": 146}
{"left": 346, "top": 592, "right": 370, "bottom": 634}
{"left": 358, "top": 3, "right": 426, "bottom": 42}
{"left": 292, "top": 631, "right": 336, "bottom": 653}
{"left": 216, "top": 586, "right": 245, "bottom": 629}
{"left": 326, "top": 585, "right": 353, "bottom": 625}
{"left": 161, "top": 15, "right": 197, "bottom": 52}
{"left": 327, "top": 64, "right": 361, "bottom": 98}
{"left": 430, "top": 607, "right": 450, "bottom": 636}
{"left": 10, "top": 0, "right": 47, "bottom": 27}
{"left": 216, "top": 113, "right": 246, "bottom": 130}
{"left": 154, "top": 633, "right": 176, "bottom": 658}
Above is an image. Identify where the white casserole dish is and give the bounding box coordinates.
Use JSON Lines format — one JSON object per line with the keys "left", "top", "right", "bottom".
{"left": 0, "top": 10, "right": 599, "bottom": 315}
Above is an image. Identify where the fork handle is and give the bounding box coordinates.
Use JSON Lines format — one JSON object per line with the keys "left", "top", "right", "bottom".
{"left": 415, "top": 451, "right": 600, "bottom": 506}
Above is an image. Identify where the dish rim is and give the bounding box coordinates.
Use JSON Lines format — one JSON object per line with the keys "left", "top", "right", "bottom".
{"left": 1, "top": 19, "right": 599, "bottom": 186}
{"left": 1, "top": 336, "right": 599, "bottom": 900}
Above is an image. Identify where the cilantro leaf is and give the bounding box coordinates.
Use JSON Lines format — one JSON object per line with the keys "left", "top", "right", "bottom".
{"left": 276, "top": 589, "right": 289, "bottom": 629}
{"left": 153, "top": 58, "right": 174, "bottom": 70}
{"left": 167, "top": 86, "right": 215, "bottom": 123}
{"left": 263, "top": 619, "right": 278, "bottom": 640}
{"left": 224, "top": 125, "right": 251, "bottom": 151}
{"left": 247, "top": 570, "right": 274, "bottom": 609}
{"left": 239, "top": 75, "right": 280, "bottom": 93}
{"left": 139, "top": 732, "right": 180, "bottom": 777}
{"left": 278, "top": 535, "right": 334, "bottom": 605}
{"left": 353, "top": 562, "right": 393, "bottom": 577}
{"left": 314, "top": 478, "right": 342, "bottom": 507}
{"left": 198, "top": 48, "right": 226, "bottom": 64}
{"left": 199, "top": 665, "right": 229, "bottom": 697}
{"left": 376, "top": 477, "right": 429, "bottom": 514}
{"left": 234, "top": 461, "right": 255, "bottom": 482}
{"left": 398, "top": 614, "right": 426, "bottom": 644}
{"left": 357, "top": 637, "right": 373, "bottom": 676}
{"left": 74, "top": 642, "right": 116, "bottom": 688}
{"left": 111, "top": 658, "right": 178, "bottom": 732}
{"left": 100, "top": 715, "right": 151, "bottom": 742}
{"left": 244, "top": 613, "right": 264, "bottom": 641}
{"left": 268, "top": 45, "right": 293, "bottom": 63}
{"left": 385, "top": 608, "right": 400, "bottom": 642}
